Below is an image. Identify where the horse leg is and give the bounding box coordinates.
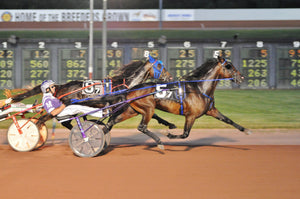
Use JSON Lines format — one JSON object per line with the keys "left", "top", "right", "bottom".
{"left": 138, "top": 121, "right": 164, "bottom": 150}
{"left": 102, "top": 106, "right": 138, "bottom": 134}
{"left": 103, "top": 112, "right": 164, "bottom": 149}
{"left": 167, "top": 116, "right": 195, "bottom": 139}
{"left": 206, "top": 107, "right": 252, "bottom": 135}
{"left": 152, "top": 113, "right": 177, "bottom": 129}
{"left": 36, "top": 114, "right": 53, "bottom": 129}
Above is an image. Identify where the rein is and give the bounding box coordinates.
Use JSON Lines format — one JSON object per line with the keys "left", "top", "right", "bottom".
{"left": 55, "top": 82, "right": 102, "bottom": 100}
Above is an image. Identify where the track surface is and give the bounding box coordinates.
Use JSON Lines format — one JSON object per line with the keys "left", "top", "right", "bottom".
{"left": 1, "top": 128, "right": 300, "bottom": 199}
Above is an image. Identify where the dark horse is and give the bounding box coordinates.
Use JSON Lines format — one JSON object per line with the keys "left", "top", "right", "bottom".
{"left": 1, "top": 57, "right": 175, "bottom": 130}
{"left": 76, "top": 56, "right": 251, "bottom": 149}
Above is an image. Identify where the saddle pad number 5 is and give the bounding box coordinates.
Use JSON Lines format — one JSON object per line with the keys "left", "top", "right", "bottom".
{"left": 155, "top": 84, "right": 172, "bottom": 99}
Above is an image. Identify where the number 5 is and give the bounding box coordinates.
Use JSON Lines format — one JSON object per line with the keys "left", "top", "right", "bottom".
{"left": 155, "top": 84, "right": 167, "bottom": 98}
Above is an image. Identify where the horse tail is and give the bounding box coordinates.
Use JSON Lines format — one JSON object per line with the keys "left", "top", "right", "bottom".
{"left": 10, "top": 85, "right": 42, "bottom": 103}
{"left": 0, "top": 88, "right": 28, "bottom": 107}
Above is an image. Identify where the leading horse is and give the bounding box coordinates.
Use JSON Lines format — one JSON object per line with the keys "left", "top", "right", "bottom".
{"left": 77, "top": 56, "right": 251, "bottom": 149}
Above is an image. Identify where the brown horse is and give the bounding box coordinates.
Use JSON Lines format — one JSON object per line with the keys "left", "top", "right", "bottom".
{"left": 1, "top": 57, "right": 175, "bottom": 130}
{"left": 78, "top": 56, "right": 251, "bottom": 149}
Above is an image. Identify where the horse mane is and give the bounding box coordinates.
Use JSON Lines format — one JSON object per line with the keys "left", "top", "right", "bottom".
{"left": 181, "top": 58, "right": 218, "bottom": 80}
{"left": 110, "top": 61, "right": 146, "bottom": 83}
{"left": 57, "top": 80, "right": 82, "bottom": 88}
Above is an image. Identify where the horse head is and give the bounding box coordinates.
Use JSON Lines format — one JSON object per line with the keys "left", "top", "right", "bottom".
{"left": 217, "top": 56, "right": 244, "bottom": 84}
{"left": 146, "top": 56, "right": 172, "bottom": 82}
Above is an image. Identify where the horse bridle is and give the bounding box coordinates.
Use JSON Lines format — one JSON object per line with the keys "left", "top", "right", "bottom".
{"left": 220, "top": 59, "right": 239, "bottom": 82}
{"left": 148, "top": 55, "right": 166, "bottom": 80}
{"left": 151, "top": 60, "right": 165, "bottom": 79}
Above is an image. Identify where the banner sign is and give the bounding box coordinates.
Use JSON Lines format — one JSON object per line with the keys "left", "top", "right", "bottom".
{"left": 0, "top": 9, "right": 160, "bottom": 22}
{"left": 1, "top": 9, "right": 299, "bottom": 22}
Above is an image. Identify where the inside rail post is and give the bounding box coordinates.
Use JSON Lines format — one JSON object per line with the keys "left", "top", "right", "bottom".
{"left": 102, "top": 0, "right": 107, "bottom": 79}
{"left": 88, "top": 0, "right": 94, "bottom": 80}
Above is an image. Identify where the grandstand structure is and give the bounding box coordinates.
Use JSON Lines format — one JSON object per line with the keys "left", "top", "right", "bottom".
{"left": 0, "top": 9, "right": 300, "bottom": 29}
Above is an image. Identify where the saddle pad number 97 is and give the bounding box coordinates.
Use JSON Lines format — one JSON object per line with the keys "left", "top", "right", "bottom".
{"left": 82, "top": 80, "right": 111, "bottom": 96}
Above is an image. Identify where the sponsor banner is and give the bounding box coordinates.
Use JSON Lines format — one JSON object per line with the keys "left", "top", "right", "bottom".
{"left": 0, "top": 9, "right": 159, "bottom": 22}
{"left": 164, "top": 9, "right": 194, "bottom": 21}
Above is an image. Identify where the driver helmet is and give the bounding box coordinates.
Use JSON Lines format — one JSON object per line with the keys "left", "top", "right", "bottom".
{"left": 41, "top": 80, "right": 55, "bottom": 93}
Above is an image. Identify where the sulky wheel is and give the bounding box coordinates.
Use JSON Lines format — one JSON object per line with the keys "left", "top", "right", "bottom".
{"left": 7, "top": 119, "right": 40, "bottom": 152}
{"left": 69, "top": 121, "right": 105, "bottom": 158}
{"left": 31, "top": 119, "right": 48, "bottom": 149}
{"left": 97, "top": 124, "right": 111, "bottom": 150}
{"left": 105, "top": 131, "right": 111, "bottom": 149}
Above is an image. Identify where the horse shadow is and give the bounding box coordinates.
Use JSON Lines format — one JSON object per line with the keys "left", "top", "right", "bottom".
{"left": 100, "top": 134, "right": 250, "bottom": 156}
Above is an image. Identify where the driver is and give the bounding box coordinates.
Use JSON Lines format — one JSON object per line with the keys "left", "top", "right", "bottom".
{"left": 41, "top": 80, "right": 103, "bottom": 129}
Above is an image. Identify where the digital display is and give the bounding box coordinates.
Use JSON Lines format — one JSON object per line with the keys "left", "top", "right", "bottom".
{"left": 203, "top": 47, "right": 233, "bottom": 88}
{"left": 95, "top": 48, "right": 124, "bottom": 78}
{"left": 240, "top": 48, "right": 269, "bottom": 89}
{"left": 0, "top": 49, "right": 14, "bottom": 89}
{"left": 167, "top": 47, "right": 197, "bottom": 79}
{"left": 276, "top": 48, "right": 300, "bottom": 88}
{"left": 59, "top": 49, "right": 87, "bottom": 83}
{"left": 131, "top": 48, "right": 160, "bottom": 62}
{"left": 23, "top": 49, "right": 51, "bottom": 87}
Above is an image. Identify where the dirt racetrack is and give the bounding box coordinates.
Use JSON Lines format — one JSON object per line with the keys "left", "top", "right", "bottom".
{"left": 1, "top": 128, "right": 300, "bottom": 199}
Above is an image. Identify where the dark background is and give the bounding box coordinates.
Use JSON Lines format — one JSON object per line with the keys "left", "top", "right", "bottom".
{"left": 0, "top": 0, "right": 300, "bottom": 9}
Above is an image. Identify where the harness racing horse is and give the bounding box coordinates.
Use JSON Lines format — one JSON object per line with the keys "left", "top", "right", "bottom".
{"left": 1, "top": 57, "right": 175, "bottom": 130}
{"left": 78, "top": 56, "right": 251, "bottom": 149}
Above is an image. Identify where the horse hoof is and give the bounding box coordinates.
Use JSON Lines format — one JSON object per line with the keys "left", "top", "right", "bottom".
{"left": 169, "top": 124, "right": 177, "bottom": 129}
{"left": 244, "top": 129, "right": 252, "bottom": 135}
{"left": 167, "top": 133, "right": 176, "bottom": 139}
{"left": 158, "top": 144, "right": 164, "bottom": 150}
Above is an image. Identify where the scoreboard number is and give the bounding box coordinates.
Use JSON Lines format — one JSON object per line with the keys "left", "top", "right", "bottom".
{"left": 131, "top": 47, "right": 160, "bottom": 62}
{"left": 59, "top": 48, "right": 87, "bottom": 83}
{"left": 240, "top": 47, "right": 269, "bottom": 89}
{"left": 144, "top": 50, "right": 150, "bottom": 57}
{"left": 293, "top": 41, "right": 300, "bottom": 48}
{"left": 2, "top": 42, "right": 8, "bottom": 49}
{"left": 256, "top": 41, "right": 264, "bottom": 48}
{"left": 75, "top": 42, "right": 82, "bottom": 49}
{"left": 168, "top": 47, "right": 197, "bottom": 79}
{"left": 0, "top": 49, "right": 14, "bottom": 88}
{"left": 183, "top": 41, "right": 191, "bottom": 48}
{"left": 220, "top": 41, "right": 227, "bottom": 48}
{"left": 95, "top": 48, "right": 124, "bottom": 78}
{"left": 147, "top": 41, "right": 155, "bottom": 48}
{"left": 23, "top": 47, "right": 51, "bottom": 87}
{"left": 204, "top": 46, "right": 233, "bottom": 88}
{"left": 111, "top": 42, "right": 118, "bottom": 48}
{"left": 38, "top": 42, "right": 45, "bottom": 49}
{"left": 276, "top": 45, "right": 300, "bottom": 88}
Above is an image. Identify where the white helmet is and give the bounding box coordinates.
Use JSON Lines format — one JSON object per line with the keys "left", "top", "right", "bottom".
{"left": 41, "top": 80, "right": 55, "bottom": 93}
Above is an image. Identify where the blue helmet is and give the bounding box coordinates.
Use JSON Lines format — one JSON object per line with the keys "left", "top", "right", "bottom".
{"left": 41, "top": 80, "right": 55, "bottom": 93}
